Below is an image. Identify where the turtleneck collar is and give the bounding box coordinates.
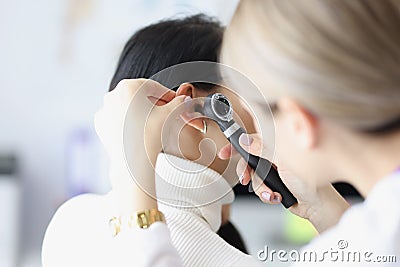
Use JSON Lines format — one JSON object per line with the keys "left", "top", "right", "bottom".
{"left": 155, "top": 153, "right": 235, "bottom": 232}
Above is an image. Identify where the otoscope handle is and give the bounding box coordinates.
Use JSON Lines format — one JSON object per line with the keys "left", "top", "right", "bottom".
{"left": 228, "top": 127, "right": 297, "bottom": 208}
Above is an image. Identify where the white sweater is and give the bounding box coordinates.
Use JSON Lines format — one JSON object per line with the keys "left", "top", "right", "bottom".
{"left": 155, "top": 153, "right": 258, "bottom": 266}
{"left": 42, "top": 154, "right": 400, "bottom": 267}
{"left": 41, "top": 153, "right": 258, "bottom": 267}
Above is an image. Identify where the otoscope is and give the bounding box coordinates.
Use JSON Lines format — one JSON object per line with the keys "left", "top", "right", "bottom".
{"left": 196, "top": 93, "right": 297, "bottom": 208}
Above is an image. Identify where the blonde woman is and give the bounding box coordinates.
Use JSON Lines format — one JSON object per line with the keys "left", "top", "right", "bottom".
{"left": 55, "top": 0, "right": 400, "bottom": 266}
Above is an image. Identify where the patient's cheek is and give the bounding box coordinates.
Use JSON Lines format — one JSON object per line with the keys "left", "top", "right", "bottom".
{"left": 160, "top": 114, "right": 233, "bottom": 176}
{"left": 161, "top": 124, "right": 200, "bottom": 160}
{"left": 194, "top": 138, "right": 217, "bottom": 167}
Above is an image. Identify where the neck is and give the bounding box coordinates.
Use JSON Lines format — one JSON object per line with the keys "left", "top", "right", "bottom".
{"left": 330, "top": 129, "right": 400, "bottom": 197}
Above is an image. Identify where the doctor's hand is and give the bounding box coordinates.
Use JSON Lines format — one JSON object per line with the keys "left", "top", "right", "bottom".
{"left": 95, "top": 79, "right": 187, "bottom": 163}
{"left": 218, "top": 133, "right": 349, "bottom": 233}
{"left": 94, "top": 79, "right": 186, "bottom": 212}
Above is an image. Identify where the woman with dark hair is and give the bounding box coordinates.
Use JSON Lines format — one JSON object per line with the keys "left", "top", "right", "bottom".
{"left": 109, "top": 13, "right": 248, "bottom": 254}
{"left": 42, "top": 14, "right": 258, "bottom": 266}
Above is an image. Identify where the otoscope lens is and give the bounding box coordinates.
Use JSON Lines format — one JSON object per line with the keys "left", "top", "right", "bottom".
{"left": 215, "top": 96, "right": 231, "bottom": 116}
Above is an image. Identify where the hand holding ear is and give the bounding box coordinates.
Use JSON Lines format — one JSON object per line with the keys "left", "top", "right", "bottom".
{"left": 94, "top": 79, "right": 186, "bottom": 212}
{"left": 94, "top": 79, "right": 189, "bottom": 163}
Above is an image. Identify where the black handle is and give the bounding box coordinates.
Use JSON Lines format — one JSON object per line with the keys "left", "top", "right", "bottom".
{"left": 228, "top": 127, "right": 297, "bottom": 208}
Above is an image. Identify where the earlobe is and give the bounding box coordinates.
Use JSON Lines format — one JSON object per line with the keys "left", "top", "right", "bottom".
{"left": 278, "top": 97, "right": 318, "bottom": 149}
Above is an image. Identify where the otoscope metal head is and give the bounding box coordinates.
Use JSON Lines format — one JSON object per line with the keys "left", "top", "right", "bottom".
{"left": 208, "top": 93, "right": 233, "bottom": 122}
{"left": 194, "top": 93, "right": 234, "bottom": 131}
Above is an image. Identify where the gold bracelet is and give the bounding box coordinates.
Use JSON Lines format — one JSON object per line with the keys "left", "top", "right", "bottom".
{"left": 109, "top": 209, "right": 165, "bottom": 237}
{"left": 129, "top": 209, "right": 165, "bottom": 229}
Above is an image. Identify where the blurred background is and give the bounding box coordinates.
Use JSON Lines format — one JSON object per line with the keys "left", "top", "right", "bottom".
{"left": 0, "top": 1, "right": 360, "bottom": 266}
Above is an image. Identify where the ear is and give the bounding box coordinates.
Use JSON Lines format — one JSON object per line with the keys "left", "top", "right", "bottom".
{"left": 177, "top": 83, "right": 205, "bottom": 132}
{"left": 277, "top": 97, "right": 318, "bottom": 149}
{"left": 176, "top": 83, "right": 195, "bottom": 97}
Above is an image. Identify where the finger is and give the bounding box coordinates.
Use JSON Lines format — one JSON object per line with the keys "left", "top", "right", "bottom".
{"left": 115, "top": 79, "right": 176, "bottom": 106}
{"left": 147, "top": 94, "right": 175, "bottom": 106}
{"left": 179, "top": 111, "right": 206, "bottom": 132}
{"left": 236, "top": 158, "right": 252, "bottom": 185}
{"left": 148, "top": 89, "right": 176, "bottom": 106}
{"left": 251, "top": 175, "right": 282, "bottom": 204}
{"left": 177, "top": 96, "right": 210, "bottom": 131}
{"left": 142, "top": 79, "right": 176, "bottom": 103}
{"left": 145, "top": 82, "right": 176, "bottom": 106}
{"left": 242, "top": 164, "right": 253, "bottom": 186}
{"left": 217, "top": 143, "right": 238, "bottom": 159}
{"left": 238, "top": 133, "right": 264, "bottom": 157}
{"left": 180, "top": 111, "right": 204, "bottom": 121}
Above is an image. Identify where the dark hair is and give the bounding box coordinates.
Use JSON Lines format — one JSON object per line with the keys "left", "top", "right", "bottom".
{"left": 109, "top": 14, "right": 224, "bottom": 92}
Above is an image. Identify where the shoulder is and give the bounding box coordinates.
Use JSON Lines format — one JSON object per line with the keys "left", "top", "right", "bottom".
{"left": 44, "top": 192, "right": 110, "bottom": 237}
{"left": 55, "top": 193, "right": 105, "bottom": 216}
{"left": 45, "top": 193, "right": 107, "bottom": 232}
{"left": 42, "top": 193, "right": 111, "bottom": 267}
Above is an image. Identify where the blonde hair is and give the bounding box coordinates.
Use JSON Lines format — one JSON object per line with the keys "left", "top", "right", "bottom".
{"left": 222, "top": 0, "right": 400, "bottom": 132}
